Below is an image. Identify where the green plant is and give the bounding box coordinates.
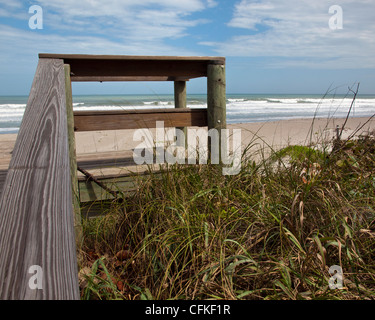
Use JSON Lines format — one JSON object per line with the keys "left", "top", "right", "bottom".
{"left": 78, "top": 109, "right": 375, "bottom": 300}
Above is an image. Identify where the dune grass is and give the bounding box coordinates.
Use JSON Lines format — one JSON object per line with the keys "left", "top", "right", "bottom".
{"left": 77, "top": 119, "right": 375, "bottom": 300}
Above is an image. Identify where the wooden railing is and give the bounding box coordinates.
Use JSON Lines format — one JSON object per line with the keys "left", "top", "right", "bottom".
{"left": 0, "top": 58, "right": 79, "bottom": 299}
{"left": 0, "top": 54, "right": 226, "bottom": 300}
{"left": 73, "top": 108, "right": 208, "bottom": 132}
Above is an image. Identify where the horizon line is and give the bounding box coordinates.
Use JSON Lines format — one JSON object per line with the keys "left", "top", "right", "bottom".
{"left": 1, "top": 92, "right": 375, "bottom": 97}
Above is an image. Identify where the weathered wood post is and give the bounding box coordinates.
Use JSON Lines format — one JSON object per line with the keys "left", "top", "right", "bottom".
{"left": 64, "top": 64, "right": 83, "bottom": 246}
{"left": 174, "top": 81, "right": 187, "bottom": 147}
{"left": 207, "top": 62, "right": 226, "bottom": 163}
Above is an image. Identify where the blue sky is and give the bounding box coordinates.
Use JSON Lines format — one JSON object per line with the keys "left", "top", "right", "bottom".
{"left": 0, "top": 0, "right": 374, "bottom": 95}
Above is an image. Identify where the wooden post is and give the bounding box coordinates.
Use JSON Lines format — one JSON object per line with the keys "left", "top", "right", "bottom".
{"left": 64, "top": 64, "right": 83, "bottom": 246}
{"left": 174, "top": 81, "right": 187, "bottom": 147}
{"left": 207, "top": 63, "right": 226, "bottom": 163}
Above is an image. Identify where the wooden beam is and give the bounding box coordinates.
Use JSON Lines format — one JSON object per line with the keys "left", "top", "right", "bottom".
{"left": 0, "top": 58, "right": 79, "bottom": 299}
{"left": 71, "top": 76, "right": 193, "bottom": 82}
{"left": 38, "top": 54, "right": 225, "bottom": 82}
{"left": 69, "top": 59, "right": 208, "bottom": 80}
{"left": 78, "top": 174, "right": 138, "bottom": 203}
{"left": 38, "top": 53, "right": 225, "bottom": 63}
{"left": 73, "top": 108, "right": 208, "bottom": 132}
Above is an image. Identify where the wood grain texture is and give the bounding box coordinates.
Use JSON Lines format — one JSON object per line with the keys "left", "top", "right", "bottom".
{"left": 0, "top": 170, "right": 7, "bottom": 200}
{"left": 65, "top": 64, "right": 82, "bottom": 246}
{"left": 0, "top": 59, "right": 79, "bottom": 300}
{"left": 207, "top": 64, "right": 226, "bottom": 131}
{"left": 73, "top": 108, "right": 208, "bottom": 131}
{"left": 207, "top": 64, "right": 226, "bottom": 163}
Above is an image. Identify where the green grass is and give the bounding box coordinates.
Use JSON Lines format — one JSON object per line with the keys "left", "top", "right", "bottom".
{"left": 77, "top": 126, "right": 375, "bottom": 300}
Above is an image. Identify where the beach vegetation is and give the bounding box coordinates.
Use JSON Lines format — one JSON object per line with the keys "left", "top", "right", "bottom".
{"left": 77, "top": 119, "right": 375, "bottom": 300}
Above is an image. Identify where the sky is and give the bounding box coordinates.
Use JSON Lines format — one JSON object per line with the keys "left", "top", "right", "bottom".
{"left": 0, "top": 0, "right": 374, "bottom": 96}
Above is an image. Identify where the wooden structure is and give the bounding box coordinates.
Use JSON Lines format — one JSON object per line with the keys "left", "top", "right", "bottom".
{"left": 0, "top": 54, "right": 226, "bottom": 300}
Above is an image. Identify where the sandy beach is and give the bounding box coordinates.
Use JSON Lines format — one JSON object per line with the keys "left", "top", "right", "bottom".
{"left": 1, "top": 116, "right": 374, "bottom": 167}
{"left": 0, "top": 116, "right": 374, "bottom": 174}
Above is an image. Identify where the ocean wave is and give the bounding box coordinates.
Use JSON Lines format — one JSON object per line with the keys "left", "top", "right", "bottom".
{"left": 0, "top": 103, "right": 26, "bottom": 109}
{"left": 0, "top": 127, "right": 19, "bottom": 134}
{"left": 297, "top": 99, "right": 314, "bottom": 103}
{"left": 143, "top": 101, "right": 158, "bottom": 105}
{"left": 1, "top": 94, "right": 375, "bottom": 133}
{"left": 227, "top": 98, "right": 247, "bottom": 103}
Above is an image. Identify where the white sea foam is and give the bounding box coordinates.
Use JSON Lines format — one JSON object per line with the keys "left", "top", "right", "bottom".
{"left": 73, "top": 104, "right": 177, "bottom": 111}
{"left": 0, "top": 104, "right": 26, "bottom": 109}
{"left": 0, "top": 127, "right": 19, "bottom": 133}
{"left": 1, "top": 95, "right": 374, "bottom": 133}
{"left": 228, "top": 98, "right": 247, "bottom": 103}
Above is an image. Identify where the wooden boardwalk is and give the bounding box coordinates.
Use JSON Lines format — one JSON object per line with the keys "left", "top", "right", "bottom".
{"left": 0, "top": 54, "right": 226, "bottom": 300}
{"left": 0, "top": 125, "right": 147, "bottom": 203}
{"left": 0, "top": 136, "right": 169, "bottom": 210}
{"left": 0, "top": 151, "right": 141, "bottom": 203}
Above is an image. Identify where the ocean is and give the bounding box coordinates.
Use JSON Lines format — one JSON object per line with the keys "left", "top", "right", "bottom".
{"left": 1, "top": 93, "right": 374, "bottom": 134}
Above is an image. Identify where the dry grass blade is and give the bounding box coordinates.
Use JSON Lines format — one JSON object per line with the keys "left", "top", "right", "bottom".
{"left": 78, "top": 95, "right": 375, "bottom": 300}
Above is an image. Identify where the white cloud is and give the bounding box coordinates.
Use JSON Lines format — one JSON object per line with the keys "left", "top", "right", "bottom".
{"left": 21, "top": 0, "right": 214, "bottom": 45}
{"left": 205, "top": 0, "right": 218, "bottom": 8}
{"left": 0, "top": 24, "right": 200, "bottom": 61}
{"left": 0, "top": 0, "right": 214, "bottom": 72}
{"left": 202, "top": 0, "right": 375, "bottom": 69}
{"left": 0, "top": 1, "right": 27, "bottom": 19}
{"left": 1, "top": 1, "right": 23, "bottom": 9}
